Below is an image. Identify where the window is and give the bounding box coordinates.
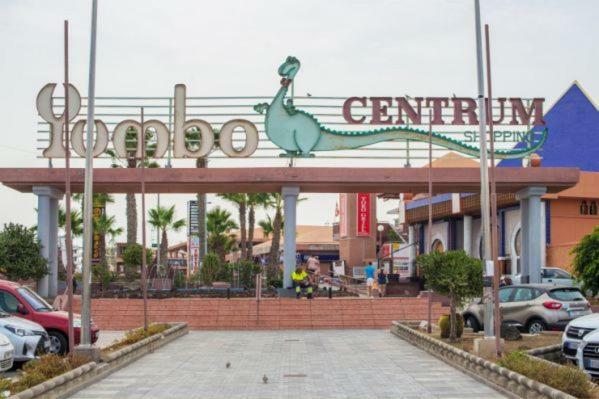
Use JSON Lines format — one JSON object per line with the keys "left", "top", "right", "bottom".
{"left": 499, "top": 287, "right": 513, "bottom": 303}
{"left": 17, "top": 287, "right": 52, "bottom": 312}
{"left": 513, "top": 287, "right": 534, "bottom": 302}
{"left": 553, "top": 269, "right": 571, "bottom": 279}
{"left": 580, "top": 200, "right": 589, "bottom": 215}
{"left": 590, "top": 201, "right": 598, "bottom": 215}
{"left": 542, "top": 269, "right": 556, "bottom": 278}
{"left": 549, "top": 288, "right": 585, "bottom": 302}
{"left": 0, "top": 291, "right": 21, "bottom": 313}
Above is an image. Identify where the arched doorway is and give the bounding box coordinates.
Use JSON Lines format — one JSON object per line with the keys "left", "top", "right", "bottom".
{"left": 431, "top": 239, "right": 445, "bottom": 253}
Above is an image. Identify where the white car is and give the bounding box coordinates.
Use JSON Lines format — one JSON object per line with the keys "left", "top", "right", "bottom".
{"left": 0, "top": 311, "right": 49, "bottom": 362}
{"left": 0, "top": 333, "right": 14, "bottom": 372}
{"left": 542, "top": 267, "right": 580, "bottom": 287}
{"left": 578, "top": 329, "right": 599, "bottom": 379}
{"left": 562, "top": 313, "right": 599, "bottom": 361}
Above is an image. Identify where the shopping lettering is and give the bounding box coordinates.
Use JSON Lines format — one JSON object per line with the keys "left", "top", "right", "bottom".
{"left": 37, "top": 83, "right": 260, "bottom": 159}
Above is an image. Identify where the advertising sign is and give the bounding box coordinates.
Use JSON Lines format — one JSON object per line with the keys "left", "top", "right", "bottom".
{"left": 187, "top": 200, "right": 199, "bottom": 235}
{"left": 187, "top": 235, "right": 200, "bottom": 276}
{"left": 91, "top": 203, "right": 104, "bottom": 264}
{"left": 356, "top": 193, "right": 371, "bottom": 236}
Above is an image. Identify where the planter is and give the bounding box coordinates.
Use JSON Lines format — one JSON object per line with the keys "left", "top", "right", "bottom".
{"left": 10, "top": 322, "right": 188, "bottom": 399}
{"left": 391, "top": 321, "right": 577, "bottom": 399}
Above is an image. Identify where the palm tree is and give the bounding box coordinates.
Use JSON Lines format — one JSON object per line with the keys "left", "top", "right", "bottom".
{"left": 207, "top": 207, "right": 238, "bottom": 262}
{"left": 93, "top": 214, "right": 123, "bottom": 269}
{"left": 105, "top": 126, "right": 160, "bottom": 246}
{"left": 258, "top": 215, "right": 275, "bottom": 239}
{"left": 265, "top": 194, "right": 284, "bottom": 267}
{"left": 147, "top": 205, "right": 186, "bottom": 269}
{"left": 57, "top": 207, "right": 83, "bottom": 281}
{"left": 218, "top": 194, "right": 248, "bottom": 259}
{"left": 246, "top": 193, "right": 270, "bottom": 261}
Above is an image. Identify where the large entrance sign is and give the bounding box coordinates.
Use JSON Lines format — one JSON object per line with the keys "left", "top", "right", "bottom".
{"left": 37, "top": 56, "right": 547, "bottom": 162}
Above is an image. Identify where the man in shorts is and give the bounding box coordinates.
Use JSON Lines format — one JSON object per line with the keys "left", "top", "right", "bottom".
{"left": 364, "top": 261, "right": 376, "bottom": 297}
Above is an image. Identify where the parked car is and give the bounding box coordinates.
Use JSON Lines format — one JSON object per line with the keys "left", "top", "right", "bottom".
{"left": 541, "top": 267, "right": 579, "bottom": 287}
{"left": 0, "top": 280, "right": 99, "bottom": 354}
{"left": 0, "top": 333, "right": 14, "bottom": 371}
{"left": 578, "top": 329, "right": 599, "bottom": 379}
{"left": 0, "top": 310, "right": 48, "bottom": 362}
{"left": 462, "top": 284, "right": 592, "bottom": 334}
{"left": 561, "top": 313, "right": 599, "bottom": 361}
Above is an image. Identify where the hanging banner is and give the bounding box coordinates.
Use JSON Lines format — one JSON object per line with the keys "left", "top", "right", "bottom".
{"left": 187, "top": 235, "right": 200, "bottom": 276}
{"left": 356, "top": 193, "right": 371, "bottom": 236}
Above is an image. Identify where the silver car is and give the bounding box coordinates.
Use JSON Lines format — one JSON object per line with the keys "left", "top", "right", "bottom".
{"left": 0, "top": 311, "right": 49, "bottom": 362}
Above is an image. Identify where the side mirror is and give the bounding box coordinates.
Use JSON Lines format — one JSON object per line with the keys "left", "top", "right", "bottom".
{"left": 16, "top": 304, "right": 28, "bottom": 315}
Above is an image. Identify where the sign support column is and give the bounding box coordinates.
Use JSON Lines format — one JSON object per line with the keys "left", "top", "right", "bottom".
{"left": 282, "top": 186, "right": 300, "bottom": 288}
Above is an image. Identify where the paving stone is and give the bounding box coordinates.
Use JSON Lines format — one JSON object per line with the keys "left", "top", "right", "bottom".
{"left": 69, "top": 330, "right": 506, "bottom": 399}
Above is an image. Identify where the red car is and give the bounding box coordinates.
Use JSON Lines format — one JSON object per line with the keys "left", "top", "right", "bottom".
{"left": 0, "top": 280, "right": 99, "bottom": 354}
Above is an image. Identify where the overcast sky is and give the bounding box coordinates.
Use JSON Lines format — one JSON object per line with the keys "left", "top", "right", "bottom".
{"left": 0, "top": 0, "right": 597, "bottom": 248}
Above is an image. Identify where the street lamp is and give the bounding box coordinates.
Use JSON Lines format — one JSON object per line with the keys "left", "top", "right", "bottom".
{"left": 377, "top": 224, "right": 384, "bottom": 267}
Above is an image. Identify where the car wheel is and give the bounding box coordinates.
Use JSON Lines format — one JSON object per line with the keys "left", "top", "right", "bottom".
{"left": 464, "top": 315, "right": 480, "bottom": 332}
{"left": 47, "top": 331, "right": 68, "bottom": 355}
{"left": 526, "top": 318, "right": 547, "bottom": 335}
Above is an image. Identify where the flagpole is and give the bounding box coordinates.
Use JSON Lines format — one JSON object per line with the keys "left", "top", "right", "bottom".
{"left": 474, "top": 0, "right": 495, "bottom": 340}
{"left": 80, "top": 0, "right": 98, "bottom": 355}
{"left": 63, "top": 19, "right": 75, "bottom": 355}
{"left": 485, "top": 24, "right": 502, "bottom": 357}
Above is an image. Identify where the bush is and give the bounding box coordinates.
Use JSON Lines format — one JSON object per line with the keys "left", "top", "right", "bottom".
{"left": 439, "top": 314, "right": 464, "bottom": 338}
{"left": 227, "top": 260, "right": 262, "bottom": 288}
{"left": 122, "top": 244, "right": 152, "bottom": 282}
{"left": 104, "top": 323, "right": 170, "bottom": 352}
{"left": 571, "top": 225, "right": 599, "bottom": 296}
{"left": 498, "top": 351, "right": 592, "bottom": 398}
{"left": 9, "top": 354, "right": 89, "bottom": 394}
{"left": 0, "top": 223, "right": 48, "bottom": 281}
{"left": 200, "top": 253, "right": 221, "bottom": 286}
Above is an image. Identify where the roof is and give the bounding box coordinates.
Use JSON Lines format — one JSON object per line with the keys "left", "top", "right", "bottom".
{"left": 252, "top": 225, "right": 338, "bottom": 256}
{"left": 231, "top": 227, "right": 269, "bottom": 243}
{"left": 499, "top": 82, "right": 599, "bottom": 172}
{"left": 547, "top": 171, "right": 599, "bottom": 200}
{"left": 424, "top": 152, "right": 480, "bottom": 168}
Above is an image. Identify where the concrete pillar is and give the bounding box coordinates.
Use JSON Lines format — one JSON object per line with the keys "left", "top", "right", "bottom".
{"left": 516, "top": 187, "right": 547, "bottom": 284}
{"left": 408, "top": 225, "right": 416, "bottom": 277}
{"left": 282, "top": 186, "right": 300, "bottom": 288}
{"left": 32, "top": 186, "right": 63, "bottom": 298}
{"left": 463, "top": 215, "right": 473, "bottom": 256}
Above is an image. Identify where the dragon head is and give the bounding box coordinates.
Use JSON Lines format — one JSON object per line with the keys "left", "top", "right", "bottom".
{"left": 278, "top": 56, "right": 300, "bottom": 81}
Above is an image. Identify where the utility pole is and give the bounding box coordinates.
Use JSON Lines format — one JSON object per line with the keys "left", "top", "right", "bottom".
{"left": 426, "top": 110, "right": 433, "bottom": 334}
{"left": 63, "top": 19, "right": 75, "bottom": 355}
{"left": 474, "top": 0, "right": 495, "bottom": 341}
{"left": 78, "top": 0, "right": 98, "bottom": 359}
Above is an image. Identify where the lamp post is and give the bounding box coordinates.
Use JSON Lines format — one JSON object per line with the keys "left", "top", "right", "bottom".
{"left": 377, "top": 224, "right": 384, "bottom": 267}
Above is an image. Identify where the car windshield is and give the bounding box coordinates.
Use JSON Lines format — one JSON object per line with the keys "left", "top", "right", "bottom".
{"left": 548, "top": 288, "right": 585, "bottom": 302}
{"left": 17, "top": 287, "right": 53, "bottom": 311}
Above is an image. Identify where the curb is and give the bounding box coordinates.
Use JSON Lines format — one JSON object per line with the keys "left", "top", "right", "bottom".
{"left": 391, "top": 321, "right": 577, "bottom": 399}
{"left": 10, "top": 322, "right": 188, "bottom": 399}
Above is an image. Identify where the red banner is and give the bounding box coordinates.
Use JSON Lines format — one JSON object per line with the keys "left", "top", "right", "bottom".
{"left": 356, "top": 193, "right": 371, "bottom": 236}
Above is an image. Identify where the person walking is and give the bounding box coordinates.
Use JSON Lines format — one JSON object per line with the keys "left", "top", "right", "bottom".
{"left": 376, "top": 266, "right": 388, "bottom": 297}
{"left": 364, "top": 261, "right": 376, "bottom": 297}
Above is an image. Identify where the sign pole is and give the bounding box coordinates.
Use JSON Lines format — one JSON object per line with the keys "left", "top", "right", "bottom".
{"left": 63, "top": 20, "right": 75, "bottom": 355}
{"left": 426, "top": 109, "right": 433, "bottom": 334}
{"left": 474, "top": 0, "right": 494, "bottom": 340}
{"left": 485, "top": 24, "right": 502, "bottom": 357}
{"left": 80, "top": 0, "right": 98, "bottom": 353}
{"left": 140, "top": 107, "right": 149, "bottom": 333}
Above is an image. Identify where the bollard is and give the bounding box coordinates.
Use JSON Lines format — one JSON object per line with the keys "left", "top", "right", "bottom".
{"left": 328, "top": 287, "right": 333, "bottom": 299}
{"left": 227, "top": 288, "right": 230, "bottom": 300}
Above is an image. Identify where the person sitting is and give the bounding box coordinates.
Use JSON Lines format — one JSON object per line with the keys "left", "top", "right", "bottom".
{"left": 292, "top": 266, "right": 313, "bottom": 299}
{"left": 306, "top": 255, "right": 321, "bottom": 282}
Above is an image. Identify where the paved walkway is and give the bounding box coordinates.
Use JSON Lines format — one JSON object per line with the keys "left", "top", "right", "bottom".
{"left": 70, "top": 330, "right": 506, "bottom": 399}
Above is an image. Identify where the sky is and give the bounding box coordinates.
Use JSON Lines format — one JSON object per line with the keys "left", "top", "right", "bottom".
{"left": 0, "top": 0, "right": 598, "bottom": 249}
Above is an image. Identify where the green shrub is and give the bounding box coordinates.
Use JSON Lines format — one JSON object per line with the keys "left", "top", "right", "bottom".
{"left": 104, "top": 323, "right": 170, "bottom": 352}
{"left": 9, "top": 354, "right": 90, "bottom": 394}
{"left": 0, "top": 223, "right": 48, "bottom": 281}
{"left": 438, "top": 314, "right": 464, "bottom": 339}
{"left": 200, "top": 253, "right": 221, "bottom": 286}
{"left": 173, "top": 270, "right": 186, "bottom": 289}
{"left": 122, "top": 244, "right": 152, "bottom": 282}
{"left": 498, "top": 351, "right": 592, "bottom": 398}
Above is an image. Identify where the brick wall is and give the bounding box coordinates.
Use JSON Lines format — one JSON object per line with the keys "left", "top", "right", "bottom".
{"left": 73, "top": 297, "right": 446, "bottom": 331}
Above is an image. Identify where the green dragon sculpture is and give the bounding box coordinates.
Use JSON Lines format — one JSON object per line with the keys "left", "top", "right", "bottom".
{"left": 254, "top": 56, "right": 547, "bottom": 159}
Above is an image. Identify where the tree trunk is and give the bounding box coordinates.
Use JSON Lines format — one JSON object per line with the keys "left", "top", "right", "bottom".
{"left": 196, "top": 157, "right": 207, "bottom": 262}
{"left": 247, "top": 205, "right": 255, "bottom": 261}
{"left": 239, "top": 201, "right": 247, "bottom": 261}
{"left": 449, "top": 294, "right": 457, "bottom": 342}
{"left": 160, "top": 229, "right": 168, "bottom": 270}
{"left": 126, "top": 158, "right": 137, "bottom": 245}
{"left": 269, "top": 207, "right": 282, "bottom": 266}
